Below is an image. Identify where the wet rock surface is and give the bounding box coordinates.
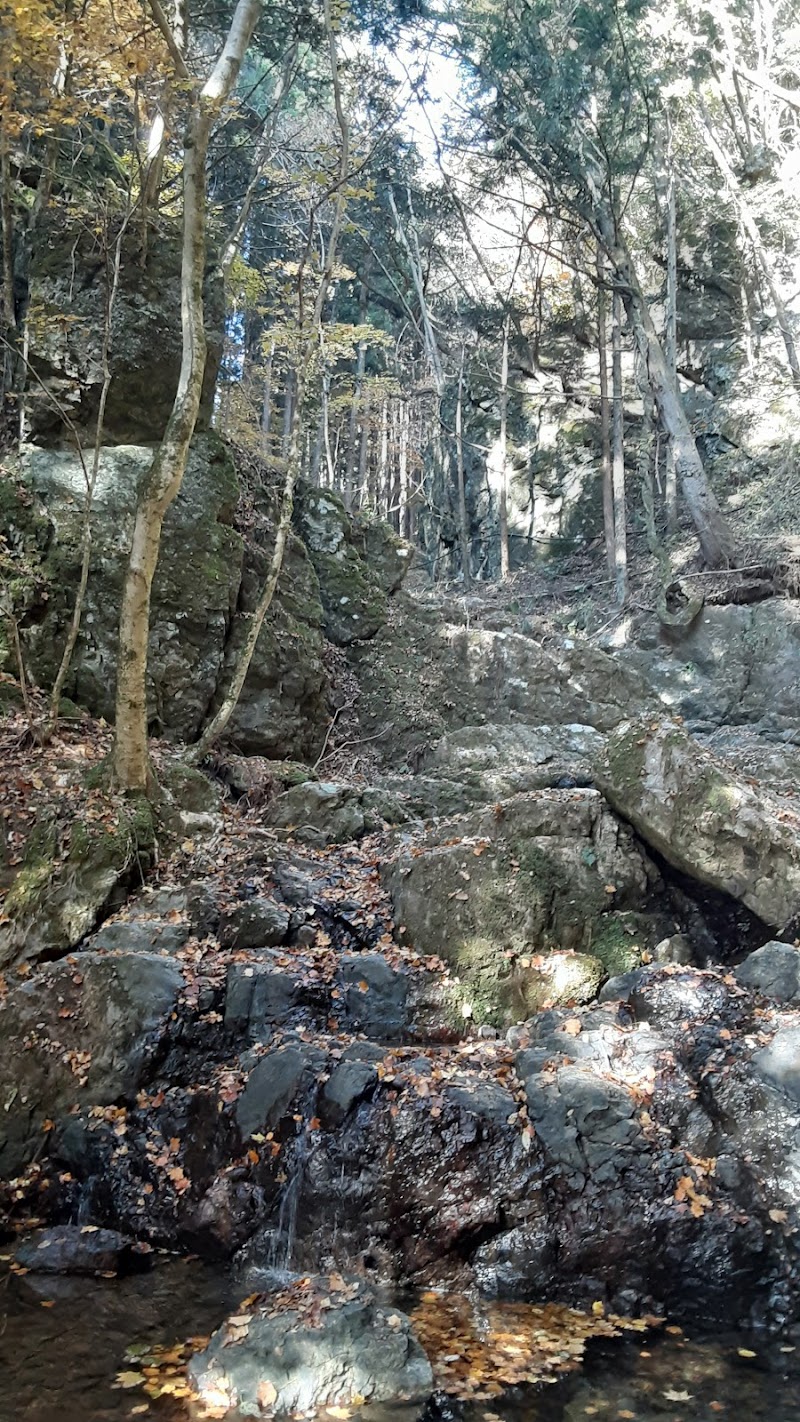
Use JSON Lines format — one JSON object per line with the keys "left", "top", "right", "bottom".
{"left": 13, "top": 1225, "right": 146, "bottom": 1275}
{"left": 188, "top": 1276, "right": 432, "bottom": 1415}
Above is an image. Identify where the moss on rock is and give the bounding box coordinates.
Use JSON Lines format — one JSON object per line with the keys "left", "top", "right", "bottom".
{"left": 0, "top": 792, "right": 156, "bottom": 970}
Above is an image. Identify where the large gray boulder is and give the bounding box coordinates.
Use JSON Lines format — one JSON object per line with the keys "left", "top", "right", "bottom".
{"left": 612, "top": 601, "right": 800, "bottom": 734}
{"left": 385, "top": 789, "right": 659, "bottom": 1025}
{"left": 294, "top": 481, "right": 413, "bottom": 644}
{"left": 736, "top": 941, "right": 800, "bottom": 1002}
{"left": 25, "top": 219, "right": 223, "bottom": 445}
{"left": 188, "top": 1279, "right": 432, "bottom": 1415}
{"left": 595, "top": 717, "right": 800, "bottom": 927}
{"left": 0, "top": 952, "right": 183, "bottom": 1176}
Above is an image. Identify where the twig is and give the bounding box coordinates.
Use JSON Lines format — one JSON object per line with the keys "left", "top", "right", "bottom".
{"left": 312, "top": 698, "right": 355, "bottom": 771}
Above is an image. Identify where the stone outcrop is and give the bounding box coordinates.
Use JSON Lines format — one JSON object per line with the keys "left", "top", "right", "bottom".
{"left": 384, "top": 789, "right": 663, "bottom": 1024}
{"left": 188, "top": 1278, "right": 432, "bottom": 1415}
{"left": 1, "top": 441, "right": 409, "bottom": 757}
{"left": 351, "top": 592, "right": 657, "bottom": 767}
{"left": 294, "top": 482, "right": 413, "bottom": 645}
{"left": 610, "top": 600, "right": 800, "bottom": 734}
{"left": 0, "top": 951, "right": 184, "bottom": 1177}
{"left": 24, "top": 219, "right": 224, "bottom": 446}
{"left": 595, "top": 716, "right": 800, "bottom": 928}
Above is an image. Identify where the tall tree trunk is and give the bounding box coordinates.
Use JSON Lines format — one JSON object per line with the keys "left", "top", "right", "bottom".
{"left": 664, "top": 128, "right": 679, "bottom": 532}
{"left": 611, "top": 288, "right": 627, "bottom": 605}
{"left": 113, "top": 0, "right": 262, "bottom": 792}
{"left": 281, "top": 371, "right": 294, "bottom": 459}
{"left": 0, "top": 123, "right": 14, "bottom": 334}
{"left": 594, "top": 211, "right": 734, "bottom": 567}
{"left": 455, "top": 343, "right": 471, "bottom": 585}
{"left": 185, "top": 0, "right": 348, "bottom": 763}
{"left": 321, "top": 368, "right": 334, "bottom": 487}
{"left": 596, "top": 244, "right": 614, "bottom": 576}
{"left": 398, "top": 400, "right": 409, "bottom": 537}
{"left": 345, "top": 277, "right": 369, "bottom": 510}
{"left": 498, "top": 313, "right": 511, "bottom": 580}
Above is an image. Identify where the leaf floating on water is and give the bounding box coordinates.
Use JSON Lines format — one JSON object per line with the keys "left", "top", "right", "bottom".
{"left": 114, "top": 1370, "right": 146, "bottom": 1389}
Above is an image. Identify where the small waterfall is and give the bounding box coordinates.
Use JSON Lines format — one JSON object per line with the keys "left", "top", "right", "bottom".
{"left": 267, "top": 1130, "right": 310, "bottom": 1273}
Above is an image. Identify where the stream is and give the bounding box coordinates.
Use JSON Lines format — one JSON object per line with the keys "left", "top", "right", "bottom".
{"left": 2, "top": 1257, "right": 800, "bottom": 1422}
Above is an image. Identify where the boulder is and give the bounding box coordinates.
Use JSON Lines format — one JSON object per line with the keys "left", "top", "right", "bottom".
{"left": 224, "top": 960, "right": 302, "bottom": 1039}
{"left": 13, "top": 1225, "right": 143, "bottom": 1275}
{"left": 220, "top": 897, "right": 291, "bottom": 950}
{"left": 736, "top": 941, "right": 800, "bottom": 1002}
{"left": 89, "top": 918, "right": 190, "bottom": 957}
{"left": 753, "top": 1026, "right": 800, "bottom": 1103}
{"left": 385, "top": 789, "right": 658, "bottom": 1025}
{"left": 320, "top": 1060, "right": 378, "bottom": 1128}
{"left": 235, "top": 1045, "right": 321, "bottom": 1140}
{"left": 14, "top": 436, "right": 243, "bottom": 740}
{"left": 336, "top": 953, "right": 409, "bottom": 1037}
{"left": 351, "top": 593, "right": 658, "bottom": 767}
{"left": 0, "top": 951, "right": 183, "bottom": 1176}
{"left": 0, "top": 796, "right": 156, "bottom": 970}
{"left": 595, "top": 716, "right": 800, "bottom": 927}
{"left": 187, "top": 1278, "right": 432, "bottom": 1415}
{"left": 267, "top": 782, "right": 367, "bottom": 845}
{"left": 25, "top": 219, "right": 223, "bottom": 445}
{"left": 611, "top": 601, "right": 800, "bottom": 735}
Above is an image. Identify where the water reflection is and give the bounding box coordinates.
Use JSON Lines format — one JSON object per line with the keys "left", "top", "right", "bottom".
{"left": 1, "top": 1259, "right": 799, "bottom": 1422}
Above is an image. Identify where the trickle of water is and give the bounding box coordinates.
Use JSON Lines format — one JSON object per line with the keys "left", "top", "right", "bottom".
{"left": 267, "top": 1129, "right": 310, "bottom": 1272}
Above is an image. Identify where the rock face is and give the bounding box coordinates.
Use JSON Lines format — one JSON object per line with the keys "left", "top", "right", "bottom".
{"left": 3, "top": 441, "right": 410, "bottom": 756}
{"left": 24, "top": 220, "right": 223, "bottom": 445}
{"left": 595, "top": 716, "right": 800, "bottom": 928}
{"left": 385, "top": 789, "right": 660, "bottom": 1024}
{"left": 736, "top": 941, "right": 800, "bottom": 1003}
{"left": 0, "top": 952, "right": 183, "bottom": 1177}
{"left": 188, "top": 1279, "right": 432, "bottom": 1415}
{"left": 294, "top": 482, "right": 413, "bottom": 644}
{"left": 612, "top": 601, "right": 800, "bottom": 734}
{"left": 351, "top": 593, "right": 658, "bottom": 767}
{"left": 0, "top": 795, "right": 156, "bottom": 970}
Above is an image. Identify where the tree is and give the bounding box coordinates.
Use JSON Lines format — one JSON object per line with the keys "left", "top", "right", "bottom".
{"left": 185, "top": 0, "right": 351, "bottom": 763}
{"left": 113, "top": 0, "right": 262, "bottom": 792}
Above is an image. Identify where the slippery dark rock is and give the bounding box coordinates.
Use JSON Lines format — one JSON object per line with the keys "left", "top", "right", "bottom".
{"left": 220, "top": 897, "right": 291, "bottom": 950}
{"left": 320, "top": 1060, "right": 378, "bottom": 1128}
{"left": 0, "top": 951, "right": 183, "bottom": 1177}
{"left": 188, "top": 1278, "right": 432, "bottom": 1415}
{"left": 737, "top": 941, "right": 800, "bottom": 1002}
{"left": 235, "top": 1045, "right": 322, "bottom": 1140}
{"left": 13, "top": 1225, "right": 146, "bottom": 1276}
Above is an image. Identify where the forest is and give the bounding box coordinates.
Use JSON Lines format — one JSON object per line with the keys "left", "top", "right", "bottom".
{"left": 2, "top": 0, "right": 800, "bottom": 1418}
